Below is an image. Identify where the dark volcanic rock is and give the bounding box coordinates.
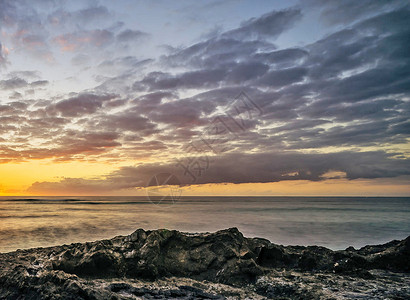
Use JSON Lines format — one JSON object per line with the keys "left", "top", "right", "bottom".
{"left": 368, "top": 236, "right": 410, "bottom": 272}
{"left": 52, "top": 228, "right": 266, "bottom": 284}
{"left": 0, "top": 228, "right": 409, "bottom": 299}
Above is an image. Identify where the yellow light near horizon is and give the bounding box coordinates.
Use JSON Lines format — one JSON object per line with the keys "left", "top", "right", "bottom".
{"left": 0, "top": 159, "right": 127, "bottom": 195}
{"left": 0, "top": 160, "right": 409, "bottom": 197}
{"left": 177, "top": 178, "right": 410, "bottom": 197}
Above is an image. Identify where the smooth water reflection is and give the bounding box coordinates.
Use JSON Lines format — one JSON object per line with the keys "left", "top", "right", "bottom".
{"left": 0, "top": 196, "right": 409, "bottom": 252}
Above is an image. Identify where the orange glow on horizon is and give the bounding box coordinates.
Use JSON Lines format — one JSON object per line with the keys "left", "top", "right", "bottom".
{"left": 0, "top": 160, "right": 124, "bottom": 195}
{"left": 1, "top": 159, "right": 409, "bottom": 197}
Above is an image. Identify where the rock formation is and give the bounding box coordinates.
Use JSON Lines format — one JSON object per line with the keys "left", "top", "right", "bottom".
{"left": 0, "top": 228, "right": 409, "bottom": 299}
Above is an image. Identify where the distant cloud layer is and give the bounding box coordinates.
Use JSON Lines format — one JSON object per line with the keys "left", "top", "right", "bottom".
{"left": 0, "top": 0, "right": 408, "bottom": 193}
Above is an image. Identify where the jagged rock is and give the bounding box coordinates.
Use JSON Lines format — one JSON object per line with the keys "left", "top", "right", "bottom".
{"left": 0, "top": 228, "right": 409, "bottom": 299}
{"left": 368, "top": 236, "right": 410, "bottom": 272}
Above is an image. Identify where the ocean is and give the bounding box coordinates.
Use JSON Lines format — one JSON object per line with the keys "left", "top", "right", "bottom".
{"left": 0, "top": 196, "right": 409, "bottom": 253}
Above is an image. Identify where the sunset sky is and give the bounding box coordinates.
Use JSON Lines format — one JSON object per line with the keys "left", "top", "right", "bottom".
{"left": 0, "top": 0, "right": 409, "bottom": 196}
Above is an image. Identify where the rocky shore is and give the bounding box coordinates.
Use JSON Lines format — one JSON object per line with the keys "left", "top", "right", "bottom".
{"left": 0, "top": 228, "right": 409, "bottom": 299}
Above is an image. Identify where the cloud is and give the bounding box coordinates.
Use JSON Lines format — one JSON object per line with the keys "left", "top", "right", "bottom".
{"left": 9, "top": 91, "right": 22, "bottom": 99}
{"left": 53, "top": 93, "right": 118, "bottom": 117}
{"left": 71, "top": 54, "right": 91, "bottom": 65}
{"left": 47, "top": 5, "right": 111, "bottom": 28}
{"left": 304, "top": 0, "right": 407, "bottom": 25}
{"left": 162, "top": 38, "right": 274, "bottom": 69}
{"left": 97, "top": 57, "right": 153, "bottom": 74}
{"left": 136, "top": 69, "right": 229, "bottom": 91}
{"left": 116, "top": 29, "right": 148, "bottom": 43}
{"left": 0, "top": 42, "right": 9, "bottom": 68}
{"left": 7, "top": 70, "right": 40, "bottom": 80}
{"left": 30, "top": 80, "right": 49, "bottom": 87}
{"left": 74, "top": 5, "right": 111, "bottom": 23}
{"left": 0, "top": 77, "right": 28, "bottom": 89}
{"left": 0, "top": 3, "right": 409, "bottom": 195}
{"left": 0, "top": 1, "right": 54, "bottom": 62}
{"left": 0, "top": 76, "right": 48, "bottom": 90}
{"left": 254, "top": 48, "right": 308, "bottom": 68}
{"left": 53, "top": 29, "right": 115, "bottom": 52}
{"left": 222, "top": 8, "right": 302, "bottom": 40}
{"left": 257, "top": 67, "right": 307, "bottom": 87}
{"left": 96, "top": 112, "right": 158, "bottom": 136}
{"left": 0, "top": 124, "right": 121, "bottom": 162}
{"left": 27, "top": 150, "right": 410, "bottom": 194}
{"left": 0, "top": 0, "right": 17, "bottom": 28}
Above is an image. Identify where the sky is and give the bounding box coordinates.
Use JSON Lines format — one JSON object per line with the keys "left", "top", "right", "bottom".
{"left": 0, "top": 0, "right": 409, "bottom": 196}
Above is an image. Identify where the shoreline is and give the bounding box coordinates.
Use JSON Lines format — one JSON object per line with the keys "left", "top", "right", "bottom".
{"left": 2, "top": 196, "right": 409, "bottom": 253}
{"left": 3, "top": 230, "right": 409, "bottom": 254}
{"left": 1, "top": 228, "right": 409, "bottom": 299}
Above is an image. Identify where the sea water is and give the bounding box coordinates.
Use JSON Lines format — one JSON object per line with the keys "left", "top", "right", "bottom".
{"left": 0, "top": 196, "right": 409, "bottom": 252}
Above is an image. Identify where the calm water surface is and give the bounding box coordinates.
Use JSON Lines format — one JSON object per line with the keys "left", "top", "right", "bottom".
{"left": 0, "top": 196, "right": 409, "bottom": 252}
